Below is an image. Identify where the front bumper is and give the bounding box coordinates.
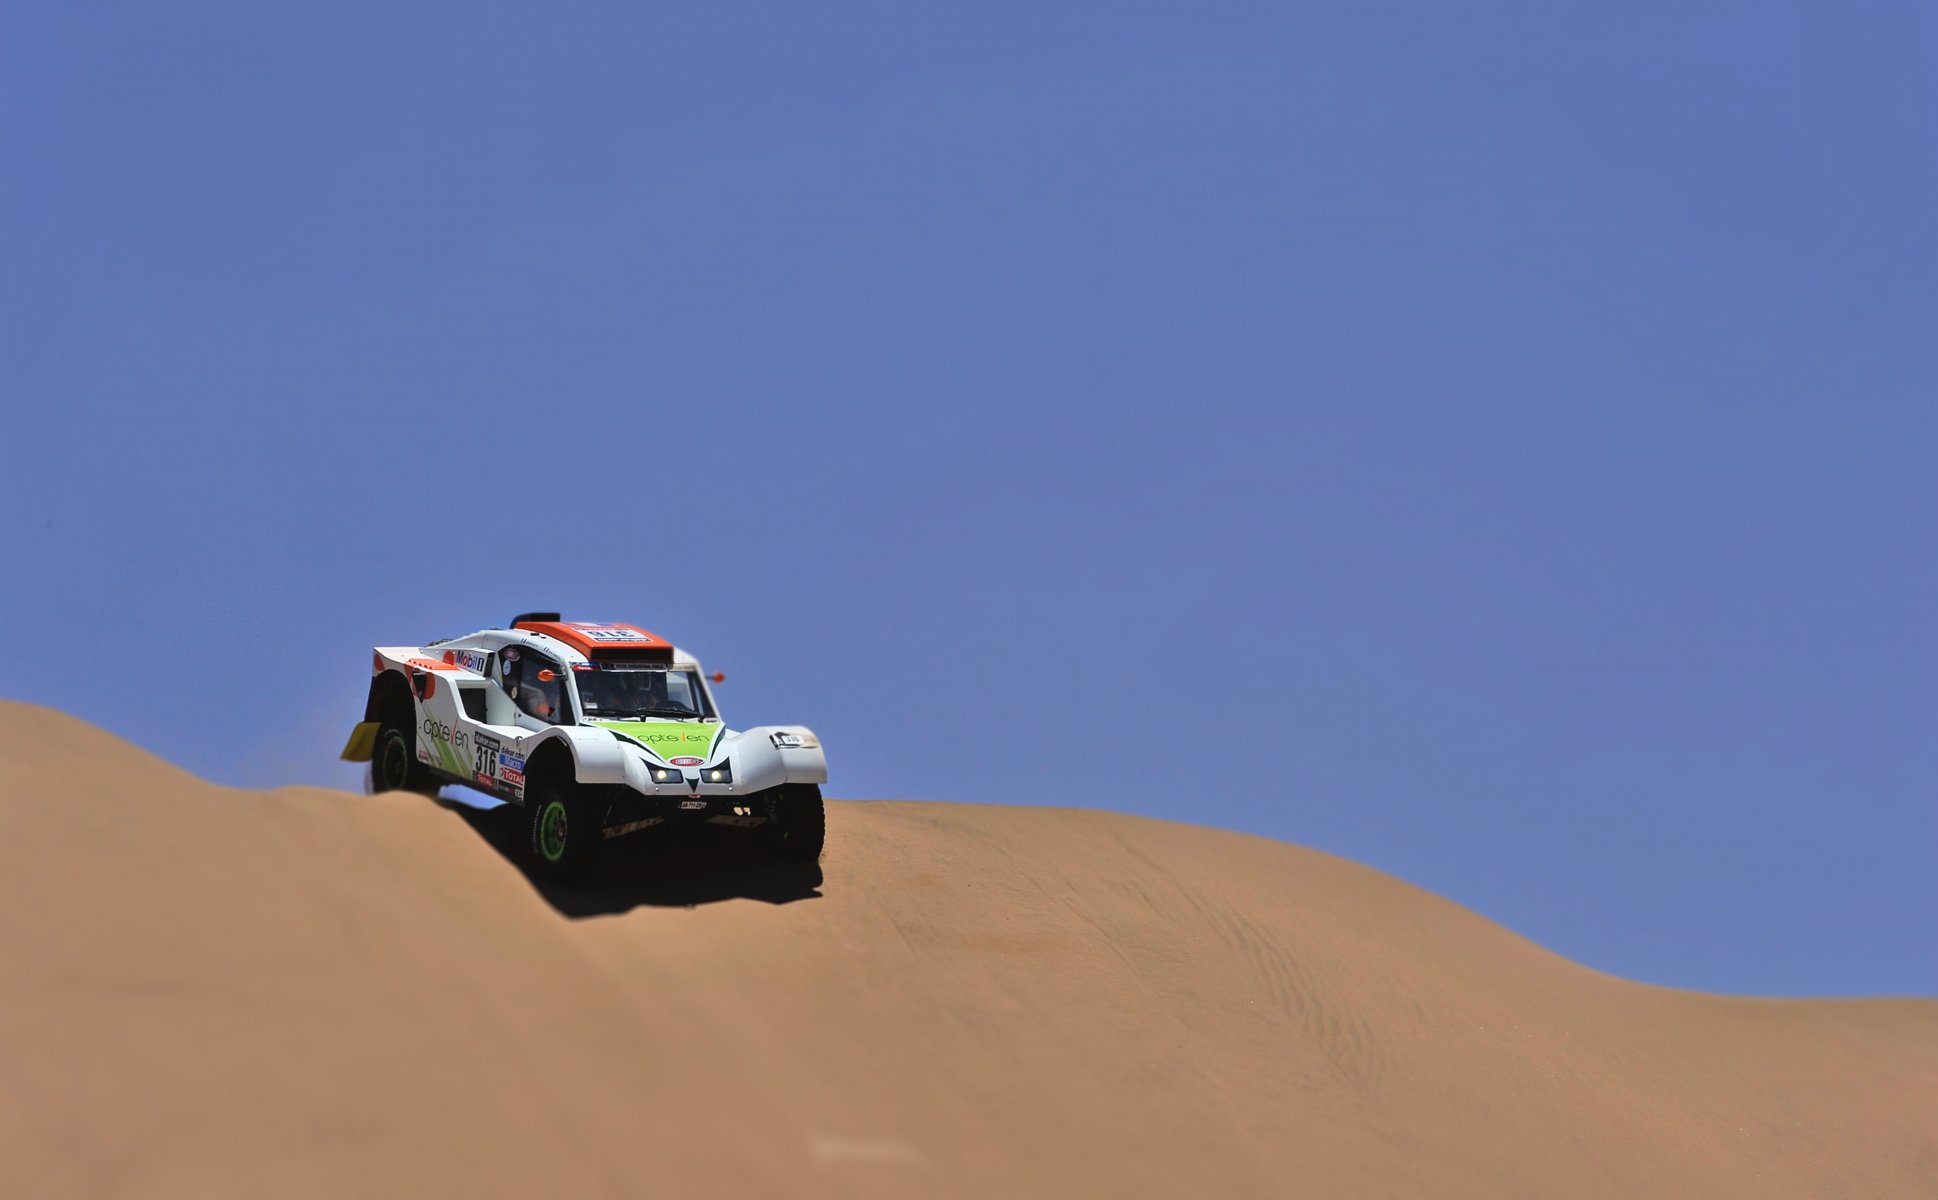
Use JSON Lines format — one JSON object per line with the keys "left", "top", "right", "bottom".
{"left": 618, "top": 751, "right": 782, "bottom": 798}
{"left": 598, "top": 787, "right": 778, "bottom": 840}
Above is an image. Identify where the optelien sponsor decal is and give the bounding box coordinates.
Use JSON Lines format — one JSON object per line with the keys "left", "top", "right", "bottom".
{"left": 419, "top": 717, "right": 468, "bottom": 776}
{"left": 595, "top": 722, "right": 724, "bottom": 759}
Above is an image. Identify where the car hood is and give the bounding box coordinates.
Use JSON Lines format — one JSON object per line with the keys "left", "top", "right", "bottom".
{"left": 589, "top": 720, "right": 727, "bottom": 762}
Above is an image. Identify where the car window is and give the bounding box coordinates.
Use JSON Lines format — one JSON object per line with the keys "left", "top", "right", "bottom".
{"left": 502, "top": 647, "right": 568, "bottom": 725}
{"left": 573, "top": 666, "right": 713, "bottom": 719}
{"left": 663, "top": 671, "right": 700, "bottom": 712}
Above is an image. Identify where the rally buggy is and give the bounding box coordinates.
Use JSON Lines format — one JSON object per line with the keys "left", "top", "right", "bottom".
{"left": 341, "top": 613, "right": 826, "bottom": 876}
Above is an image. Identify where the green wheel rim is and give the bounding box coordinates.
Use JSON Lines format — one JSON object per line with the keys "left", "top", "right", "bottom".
{"left": 538, "top": 799, "right": 569, "bottom": 862}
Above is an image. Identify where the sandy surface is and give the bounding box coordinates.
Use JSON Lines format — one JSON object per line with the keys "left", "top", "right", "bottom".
{"left": 1, "top": 700, "right": 1933, "bottom": 1198}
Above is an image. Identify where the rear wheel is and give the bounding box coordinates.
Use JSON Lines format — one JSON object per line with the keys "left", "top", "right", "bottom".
{"left": 370, "top": 719, "right": 435, "bottom": 795}
{"left": 766, "top": 784, "right": 825, "bottom": 863}
{"left": 527, "top": 779, "right": 599, "bottom": 878}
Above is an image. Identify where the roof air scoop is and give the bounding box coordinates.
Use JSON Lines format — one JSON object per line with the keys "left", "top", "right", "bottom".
{"left": 512, "top": 611, "right": 561, "bottom": 627}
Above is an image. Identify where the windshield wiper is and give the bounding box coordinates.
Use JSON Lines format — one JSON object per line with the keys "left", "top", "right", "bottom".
{"left": 638, "top": 708, "right": 702, "bottom": 719}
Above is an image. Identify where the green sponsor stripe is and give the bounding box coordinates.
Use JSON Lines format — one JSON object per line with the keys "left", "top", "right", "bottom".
{"left": 593, "top": 721, "right": 724, "bottom": 760}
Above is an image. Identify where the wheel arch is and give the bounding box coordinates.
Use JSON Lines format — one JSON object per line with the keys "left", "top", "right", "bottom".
{"left": 365, "top": 669, "right": 415, "bottom": 727}
{"left": 522, "top": 737, "right": 577, "bottom": 795}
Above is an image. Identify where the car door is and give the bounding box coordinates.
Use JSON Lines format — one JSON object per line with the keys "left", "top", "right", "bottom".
{"left": 465, "top": 646, "right": 567, "bottom": 801}
{"left": 410, "top": 661, "right": 472, "bottom": 782}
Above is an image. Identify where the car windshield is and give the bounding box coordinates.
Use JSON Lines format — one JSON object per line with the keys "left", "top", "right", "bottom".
{"left": 572, "top": 665, "right": 712, "bottom": 721}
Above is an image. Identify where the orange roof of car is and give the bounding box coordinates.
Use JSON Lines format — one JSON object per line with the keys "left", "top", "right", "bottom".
{"left": 512, "top": 620, "right": 670, "bottom": 659}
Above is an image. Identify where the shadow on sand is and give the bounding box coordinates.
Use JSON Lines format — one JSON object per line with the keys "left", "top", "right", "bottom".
{"left": 438, "top": 796, "right": 824, "bottom": 918}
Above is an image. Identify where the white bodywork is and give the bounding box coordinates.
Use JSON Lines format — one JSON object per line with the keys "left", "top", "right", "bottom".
{"left": 367, "top": 622, "right": 826, "bottom": 807}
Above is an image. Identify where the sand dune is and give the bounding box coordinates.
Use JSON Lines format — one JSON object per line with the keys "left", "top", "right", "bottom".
{"left": 1, "top": 701, "right": 1932, "bottom": 1198}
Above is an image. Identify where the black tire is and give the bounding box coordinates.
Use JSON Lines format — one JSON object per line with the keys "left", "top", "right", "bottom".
{"left": 371, "top": 720, "right": 435, "bottom": 795}
{"left": 766, "top": 784, "right": 825, "bottom": 863}
{"left": 527, "top": 779, "right": 599, "bottom": 879}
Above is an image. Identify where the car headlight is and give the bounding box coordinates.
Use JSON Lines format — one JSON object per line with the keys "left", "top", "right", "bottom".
{"left": 702, "top": 762, "right": 732, "bottom": 784}
{"left": 648, "top": 765, "right": 682, "bottom": 784}
{"left": 770, "top": 732, "right": 820, "bottom": 750}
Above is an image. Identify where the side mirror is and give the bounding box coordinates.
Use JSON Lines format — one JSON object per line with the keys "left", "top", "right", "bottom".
{"left": 710, "top": 672, "right": 726, "bottom": 683}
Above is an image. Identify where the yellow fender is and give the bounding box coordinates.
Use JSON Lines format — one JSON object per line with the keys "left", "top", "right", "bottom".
{"left": 340, "top": 721, "right": 380, "bottom": 763}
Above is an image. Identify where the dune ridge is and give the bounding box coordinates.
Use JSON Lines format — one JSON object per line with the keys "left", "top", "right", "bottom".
{"left": 1, "top": 701, "right": 1932, "bottom": 1198}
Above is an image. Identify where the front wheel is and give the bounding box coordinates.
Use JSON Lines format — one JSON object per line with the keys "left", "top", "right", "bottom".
{"left": 527, "top": 780, "right": 599, "bottom": 878}
{"left": 766, "top": 784, "right": 825, "bottom": 863}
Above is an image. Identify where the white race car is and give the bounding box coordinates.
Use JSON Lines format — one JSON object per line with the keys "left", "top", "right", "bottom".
{"left": 341, "top": 613, "right": 826, "bottom": 875}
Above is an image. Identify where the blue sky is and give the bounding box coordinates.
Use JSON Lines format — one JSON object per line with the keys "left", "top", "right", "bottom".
{"left": 3, "top": 2, "right": 1932, "bottom": 996}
